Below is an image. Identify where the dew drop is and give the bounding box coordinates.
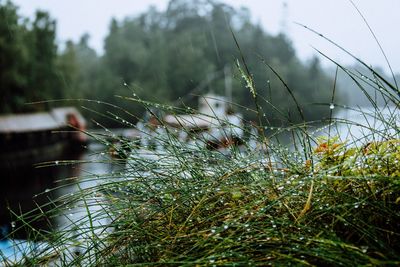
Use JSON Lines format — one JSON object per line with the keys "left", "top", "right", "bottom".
{"left": 329, "top": 103, "right": 335, "bottom": 110}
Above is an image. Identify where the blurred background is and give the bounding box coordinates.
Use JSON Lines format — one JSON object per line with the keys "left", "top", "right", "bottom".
{"left": 1, "top": 0, "right": 399, "bottom": 242}
{"left": 2, "top": 0, "right": 399, "bottom": 126}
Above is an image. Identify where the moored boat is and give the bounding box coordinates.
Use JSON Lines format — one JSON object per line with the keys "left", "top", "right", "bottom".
{"left": 0, "top": 107, "right": 87, "bottom": 168}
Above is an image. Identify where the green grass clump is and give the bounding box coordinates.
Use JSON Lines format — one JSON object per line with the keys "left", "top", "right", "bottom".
{"left": 89, "top": 128, "right": 400, "bottom": 266}
{"left": 10, "top": 85, "right": 399, "bottom": 266}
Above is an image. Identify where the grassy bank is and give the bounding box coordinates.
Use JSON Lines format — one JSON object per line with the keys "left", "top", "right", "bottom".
{"left": 3, "top": 41, "right": 400, "bottom": 267}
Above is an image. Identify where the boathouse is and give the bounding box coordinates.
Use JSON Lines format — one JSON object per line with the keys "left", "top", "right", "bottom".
{"left": 0, "top": 107, "right": 87, "bottom": 168}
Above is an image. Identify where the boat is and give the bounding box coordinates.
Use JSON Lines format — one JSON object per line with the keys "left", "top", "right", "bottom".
{"left": 0, "top": 107, "right": 87, "bottom": 168}
{"left": 144, "top": 93, "right": 245, "bottom": 151}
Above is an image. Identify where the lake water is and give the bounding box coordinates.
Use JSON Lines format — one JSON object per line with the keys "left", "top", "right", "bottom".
{"left": 0, "top": 142, "right": 118, "bottom": 240}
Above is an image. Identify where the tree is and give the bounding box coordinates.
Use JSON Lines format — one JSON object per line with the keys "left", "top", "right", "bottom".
{"left": 56, "top": 40, "right": 80, "bottom": 99}
{"left": 96, "top": 0, "right": 337, "bottom": 125}
{"left": 25, "top": 10, "right": 59, "bottom": 108}
{"left": 0, "top": 0, "right": 28, "bottom": 113}
{"left": 0, "top": 0, "right": 339, "bottom": 127}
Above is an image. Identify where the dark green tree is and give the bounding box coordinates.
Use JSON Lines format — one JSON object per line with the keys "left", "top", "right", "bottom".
{"left": 56, "top": 40, "right": 80, "bottom": 99}
{"left": 0, "top": 0, "right": 28, "bottom": 113}
{"left": 25, "top": 10, "right": 59, "bottom": 108}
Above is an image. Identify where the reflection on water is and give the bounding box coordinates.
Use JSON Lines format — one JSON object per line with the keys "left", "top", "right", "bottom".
{"left": 53, "top": 142, "right": 121, "bottom": 254}
{"left": 0, "top": 142, "right": 115, "bottom": 240}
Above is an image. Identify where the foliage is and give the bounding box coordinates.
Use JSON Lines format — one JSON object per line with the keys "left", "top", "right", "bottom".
{"left": 96, "top": 0, "right": 336, "bottom": 125}
{"left": 0, "top": 1, "right": 61, "bottom": 112}
{"left": 0, "top": 0, "right": 29, "bottom": 112}
{"left": 1, "top": 0, "right": 337, "bottom": 127}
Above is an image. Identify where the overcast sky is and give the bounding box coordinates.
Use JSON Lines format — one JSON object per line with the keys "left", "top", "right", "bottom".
{"left": 12, "top": 0, "right": 400, "bottom": 74}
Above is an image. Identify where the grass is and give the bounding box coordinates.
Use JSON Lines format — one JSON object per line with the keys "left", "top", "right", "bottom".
{"left": 2, "top": 29, "right": 400, "bottom": 267}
